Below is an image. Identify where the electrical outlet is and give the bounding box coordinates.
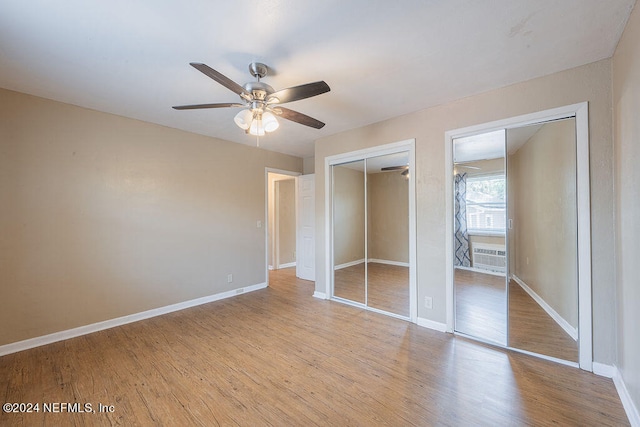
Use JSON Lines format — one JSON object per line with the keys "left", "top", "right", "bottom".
{"left": 424, "top": 296, "right": 433, "bottom": 309}
{"left": 256, "top": 220, "right": 262, "bottom": 228}
{"left": 227, "top": 274, "right": 233, "bottom": 283}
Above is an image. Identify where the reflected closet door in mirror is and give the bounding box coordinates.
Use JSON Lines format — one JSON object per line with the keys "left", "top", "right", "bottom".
{"left": 507, "top": 118, "right": 579, "bottom": 363}
{"left": 453, "top": 130, "right": 508, "bottom": 346}
{"left": 366, "top": 153, "right": 410, "bottom": 317}
{"left": 332, "top": 160, "right": 366, "bottom": 304}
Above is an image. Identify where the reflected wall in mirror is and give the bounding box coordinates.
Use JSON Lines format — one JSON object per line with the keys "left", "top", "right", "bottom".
{"left": 453, "top": 130, "right": 507, "bottom": 345}
{"left": 366, "top": 153, "right": 410, "bottom": 317}
{"left": 332, "top": 160, "right": 366, "bottom": 304}
{"left": 507, "top": 118, "right": 578, "bottom": 362}
{"left": 331, "top": 152, "right": 411, "bottom": 318}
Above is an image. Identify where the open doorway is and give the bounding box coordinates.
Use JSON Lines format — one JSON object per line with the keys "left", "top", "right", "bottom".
{"left": 266, "top": 171, "right": 299, "bottom": 279}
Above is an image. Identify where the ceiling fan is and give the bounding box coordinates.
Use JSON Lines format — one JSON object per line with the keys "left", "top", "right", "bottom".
{"left": 381, "top": 165, "right": 409, "bottom": 176}
{"left": 173, "top": 62, "right": 330, "bottom": 136}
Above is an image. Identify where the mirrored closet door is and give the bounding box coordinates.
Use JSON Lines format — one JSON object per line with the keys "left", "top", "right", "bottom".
{"left": 331, "top": 151, "right": 411, "bottom": 319}
{"left": 453, "top": 130, "right": 508, "bottom": 346}
{"left": 453, "top": 117, "right": 580, "bottom": 364}
{"left": 506, "top": 118, "right": 578, "bottom": 362}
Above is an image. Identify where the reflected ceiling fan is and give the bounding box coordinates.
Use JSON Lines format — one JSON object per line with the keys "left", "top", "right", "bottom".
{"left": 381, "top": 165, "right": 409, "bottom": 176}
{"left": 173, "top": 62, "right": 330, "bottom": 136}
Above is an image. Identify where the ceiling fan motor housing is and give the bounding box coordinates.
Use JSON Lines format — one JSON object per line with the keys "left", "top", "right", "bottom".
{"left": 243, "top": 81, "right": 274, "bottom": 101}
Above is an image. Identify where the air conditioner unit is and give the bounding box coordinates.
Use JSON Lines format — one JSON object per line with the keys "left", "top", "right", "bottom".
{"left": 472, "top": 243, "right": 506, "bottom": 273}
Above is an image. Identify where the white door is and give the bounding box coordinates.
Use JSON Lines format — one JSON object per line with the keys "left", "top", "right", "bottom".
{"left": 296, "top": 174, "right": 315, "bottom": 281}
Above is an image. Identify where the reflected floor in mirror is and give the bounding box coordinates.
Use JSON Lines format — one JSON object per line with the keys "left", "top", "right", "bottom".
{"left": 334, "top": 262, "right": 409, "bottom": 317}
{"left": 509, "top": 279, "right": 579, "bottom": 362}
{"left": 455, "top": 268, "right": 579, "bottom": 362}
{"left": 455, "top": 268, "right": 507, "bottom": 345}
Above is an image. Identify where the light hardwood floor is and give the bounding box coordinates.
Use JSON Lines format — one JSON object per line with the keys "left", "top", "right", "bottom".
{"left": 0, "top": 268, "right": 628, "bottom": 426}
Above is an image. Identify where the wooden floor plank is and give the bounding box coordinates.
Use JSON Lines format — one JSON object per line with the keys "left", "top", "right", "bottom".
{"left": 0, "top": 268, "right": 629, "bottom": 426}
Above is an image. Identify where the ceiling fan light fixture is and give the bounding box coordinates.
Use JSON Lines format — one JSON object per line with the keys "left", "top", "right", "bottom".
{"left": 249, "top": 117, "right": 265, "bottom": 136}
{"left": 262, "top": 111, "right": 279, "bottom": 133}
{"left": 234, "top": 109, "right": 253, "bottom": 130}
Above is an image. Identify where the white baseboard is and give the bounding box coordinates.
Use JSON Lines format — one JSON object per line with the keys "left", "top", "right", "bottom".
{"left": 608, "top": 365, "right": 640, "bottom": 427}
{"left": 334, "top": 259, "right": 365, "bottom": 270}
{"left": 278, "top": 262, "right": 296, "bottom": 269}
{"left": 593, "top": 362, "right": 617, "bottom": 378}
{"left": 589, "top": 363, "right": 639, "bottom": 426}
{"left": 416, "top": 317, "right": 447, "bottom": 333}
{"left": 512, "top": 275, "right": 578, "bottom": 341}
{"left": 368, "top": 258, "right": 410, "bottom": 267}
{"left": 0, "top": 282, "right": 267, "bottom": 357}
{"left": 268, "top": 265, "right": 274, "bottom": 271}
{"left": 313, "top": 291, "right": 327, "bottom": 299}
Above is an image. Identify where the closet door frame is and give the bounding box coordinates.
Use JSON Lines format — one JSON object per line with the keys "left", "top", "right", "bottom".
{"left": 444, "top": 102, "right": 592, "bottom": 371}
{"left": 325, "top": 139, "right": 417, "bottom": 322}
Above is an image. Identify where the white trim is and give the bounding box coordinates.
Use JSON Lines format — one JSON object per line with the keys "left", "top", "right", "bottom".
{"left": 593, "top": 362, "right": 617, "bottom": 378}
{"left": 368, "top": 258, "right": 410, "bottom": 267}
{"left": 507, "top": 345, "right": 579, "bottom": 368}
{"left": 575, "top": 102, "right": 593, "bottom": 372}
{"left": 613, "top": 367, "right": 640, "bottom": 427}
{"left": 468, "top": 230, "right": 506, "bottom": 238}
{"left": 512, "top": 275, "right": 578, "bottom": 341}
{"left": 275, "top": 179, "right": 281, "bottom": 269}
{"left": 334, "top": 259, "right": 365, "bottom": 270}
{"left": 416, "top": 317, "right": 448, "bottom": 333}
{"left": 445, "top": 102, "right": 592, "bottom": 369}
{"left": 594, "top": 364, "right": 640, "bottom": 426}
{"left": 278, "top": 262, "right": 296, "bottom": 269}
{"left": 268, "top": 265, "right": 274, "bottom": 271}
{"left": 0, "top": 282, "right": 267, "bottom": 357}
{"left": 313, "top": 291, "right": 327, "bottom": 299}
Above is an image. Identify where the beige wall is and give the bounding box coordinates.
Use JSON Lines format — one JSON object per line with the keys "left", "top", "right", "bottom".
{"left": 315, "top": 59, "right": 615, "bottom": 364}
{"left": 303, "top": 157, "right": 315, "bottom": 174}
{"left": 332, "top": 165, "right": 365, "bottom": 266}
{"left": 367, "top": 171, "right": 409, "bottom": 263}
{"left": 508, "top": 120, "right": 578, "bottom": 328}
{"left": 613, "top": 2, "right": 640, "bottom": 413}
{"left": 0, "top": 88, "right": 302, "bottom": 346}
{"left": 276, "top": 179, "right": 296, "bottom": 265}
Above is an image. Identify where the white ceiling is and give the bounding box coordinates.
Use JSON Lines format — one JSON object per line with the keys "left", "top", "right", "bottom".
{"left": 0, "top": 0, "right": 635, "bottom": 158}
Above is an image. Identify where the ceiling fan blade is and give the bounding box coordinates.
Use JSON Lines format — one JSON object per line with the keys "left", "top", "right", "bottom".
{"left": 172, "top": 103, "right": 244, "bottom": 110}
{"left": 273, "top": 107, "right": 325, "bottom": 129}
{"left": 268, "top": 81, "right": 330, "bottom": 104}
{"left": 381, "top": 165, "right": 409, "bottom": 171}
{"left": 190, "top": 63, "right": 250, "bottom": 98}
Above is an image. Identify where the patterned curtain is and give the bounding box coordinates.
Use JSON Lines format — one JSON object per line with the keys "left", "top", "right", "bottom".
{"left": 454, "top": 173, "right": 471, "bottom": 267}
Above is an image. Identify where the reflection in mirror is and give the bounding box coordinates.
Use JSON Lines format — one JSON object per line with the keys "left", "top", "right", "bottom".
{"left": 507, "top": 118, "right": 578, "bottom": 362}
{"left": 332, "top": 160, "right": 366, "bottom": 304}
{"left": 453, "top": 130, "right": 507, "bottom": 345}
{"left": 366, "top": 153, "right": 410, "bottom": 317}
